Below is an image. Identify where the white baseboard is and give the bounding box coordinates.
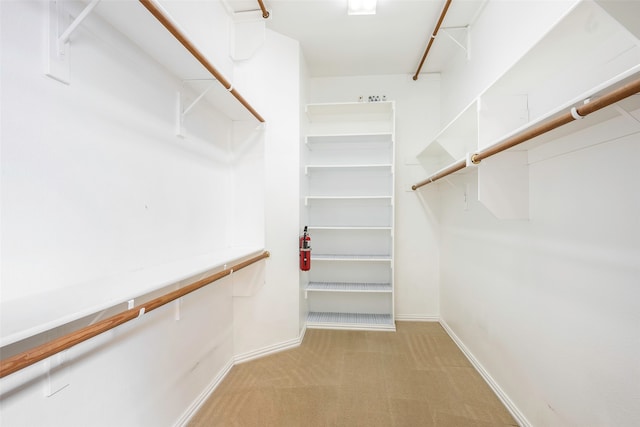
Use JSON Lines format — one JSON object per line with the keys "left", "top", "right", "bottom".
{"left": 174, "top": 359, "right": 234, "bottom": 427}
{"left": 395, "top": 314, "right": 440, "bottom": 322}
{"left": 439, "top": 319, "right": 531, "bottom": 427}
{"left": 176, "top": 327, "right": 306, "bottom": 426}
{"left": 234, "top": 331, "right": 304, "bottom": 364}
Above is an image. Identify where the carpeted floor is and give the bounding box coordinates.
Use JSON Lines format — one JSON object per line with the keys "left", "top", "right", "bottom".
{"left": 188, "top": 322, "right": 518, "bottom": 426}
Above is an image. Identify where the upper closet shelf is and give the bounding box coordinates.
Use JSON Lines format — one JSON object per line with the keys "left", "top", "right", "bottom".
{"left": 313, "top": 254, "right": 392, "bottom": 262}
{"left": 307, "top": 226, "right": 392, "bottom": 230}
{"left": 0, "top": 246, "right": 264, "bottom": 348}
{"left": 415, "top": 0, "right": 640, "bottom": 180}
{"left": 90, "top": 0, "right": 262, "bottom": 122}
{"left": 306, "top": 133, "right": 393, "bottom": 145}
{"left": 305, "top": 164, "right": 392, "bottom": 175}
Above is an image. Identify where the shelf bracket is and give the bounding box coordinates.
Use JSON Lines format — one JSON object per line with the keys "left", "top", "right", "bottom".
{"left": 440, "top": 25, "right": 470, "bottom": 61}
{"left": 175, "top": 80, "right": 217, "bottom": 137}
{"left": 613, "top": 104, "right": 640, "bottom": 126}
{"left": 46, "top": 0, "right": 101, "bottom": 84}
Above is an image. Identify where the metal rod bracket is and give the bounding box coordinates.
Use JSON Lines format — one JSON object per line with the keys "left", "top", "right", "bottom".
{"left": 175, "top": 81, "right": 217, "bottom": 137}
{"left": 58, "top": 0, "right": 101, "bottom": 49}
{"left": 440, "top": 25, "right": 471, "bottom": 60}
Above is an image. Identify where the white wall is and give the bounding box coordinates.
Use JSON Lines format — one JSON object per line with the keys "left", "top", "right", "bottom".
{"left": 0, "top": 1, "right": 301, "bottom": 425}
{"left": 431, "top": 1, "right": 640, "bottom": 425}
{"left": 437, "top": 124, "right": 640, "bottom": 427}
{"left": 232, "top": 29, "right": 303, "bottom": 356}
{"left": 309, "top": 74, "right": 441, "bottom": 319}
{"left": 299, "top": 51, "right": 311, "bottom": 333}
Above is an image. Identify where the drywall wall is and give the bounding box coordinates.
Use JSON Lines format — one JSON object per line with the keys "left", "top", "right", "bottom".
{"left": 0, "top": 1, "right": 239, "bottom": 425}
{"left": 309, "top": 74, "right": 442, "bottom": 319}
{"left": 299, "top": 51, "right": 311, "bottom": 334}
{"left": 0, "top": 1, "right": 301, "bottom": 425}
{"left": 437, "top": 120, "right": 640, "bottom": 426}
{"left": 431, "top": 1, "right": 640, "bottom": 425}
{"left": 232, "top": 28, "right": 303, "bottom": 357}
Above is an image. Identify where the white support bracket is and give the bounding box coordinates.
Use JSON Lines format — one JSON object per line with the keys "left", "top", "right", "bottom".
{"left": 174, "top": 296, "right": 182, "bottom": 321}
{"left": 46, "top": 0, "right": 101, "bottom": 84}
{"left": 440, "top": 25, "right": 471, "bottom": 61}
{"left": 43, "top": 351, "right": 70, "bottom": 397}
{"left": 614, "top": 104, "right": 640, "bottom": 125}
{"left": 175, "top": 80, "right": 217, "bottom": 137}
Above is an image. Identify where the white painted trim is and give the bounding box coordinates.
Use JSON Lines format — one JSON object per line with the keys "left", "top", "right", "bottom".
{"left": 174, "top": 359, "right": 234, "bottom": 427}
{"left": 439, "top": 319, "right": 531, "bottom": 427}
{"left": 306, "top": 323, "right": 396, "bottom": 331}
{"left": 175, "top": 327, "right": 307, "bottom": 426}
{"left": 298, "top": 324, "right": 307, "bottom": 344}
{"left": 395, "top": 314, "right": 440, "bottom": 322}
{"left": 234, "top": 335, "right": 303, "bottom": 364}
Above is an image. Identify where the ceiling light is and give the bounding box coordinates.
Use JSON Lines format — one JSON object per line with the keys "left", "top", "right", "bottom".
{"left": 348, "top": 0, "right": 377, "bottom": 15}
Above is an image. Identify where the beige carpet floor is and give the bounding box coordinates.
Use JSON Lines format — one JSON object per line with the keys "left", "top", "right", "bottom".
{"left": 188, "top": 322, "right": 518, "bottom": 427}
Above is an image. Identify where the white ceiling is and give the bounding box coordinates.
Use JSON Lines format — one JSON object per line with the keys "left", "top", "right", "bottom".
{"left": 226, "top": 0, "right": 486, "bottom": 77}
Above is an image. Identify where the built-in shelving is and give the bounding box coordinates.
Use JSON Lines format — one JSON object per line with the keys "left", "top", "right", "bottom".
{"left": 307, "top": 312, "right": 395, "bottom": 330}
{"left": 308, "top": 226, "right": 392, "bottom": 230}
{"left": 305, "top": 195, "right": 392, "bottom": 205}
{"left": 313, "top": 254, "right": 391, "bottom": 262}
{"left": 306, "top": 133, "right": 393, "bottom": 145}
{"left": 306, "top": 102, "right": 394, "bottom": 121}
{"left": 305, "top": 164, "right": 392, "bottom": 175}
{"left": 302, "top": 101, "right": 395, "bottom": 331}
{"left": 306, "top": 282, "right": 392, "bottom": 293}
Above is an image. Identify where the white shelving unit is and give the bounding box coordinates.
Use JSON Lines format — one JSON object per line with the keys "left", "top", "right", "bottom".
{"left": 303, "top": 101, "right": 396, "bottom": 331}
{"left": 415, "top": 0, "right": 640, "bottom": 220}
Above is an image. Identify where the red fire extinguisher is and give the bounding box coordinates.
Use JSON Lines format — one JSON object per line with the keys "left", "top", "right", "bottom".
{"left": 299, "top": 226, "right": 311, "bottom": 271}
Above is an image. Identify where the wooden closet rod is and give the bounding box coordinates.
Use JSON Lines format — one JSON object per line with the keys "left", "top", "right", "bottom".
{"left": 138, "top": 0, "right": 266, "bottom": 123}
{"left": 0, "top": 250, "right": 270, "bottom": 378}
{"left": 413, "top": 0, "right": 452, "bottom": 81}
{"left": 257, "top": 0, "right": 270, "bottom": 19}
{"left": 412, "top": 76, "right": 640, "bottom": 190}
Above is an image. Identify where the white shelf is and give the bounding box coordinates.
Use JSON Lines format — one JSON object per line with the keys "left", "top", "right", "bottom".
{"left": 306, "top": 282, "right": 392, "bottom": 293}
{"left": 306, "top": 102, "right": 394, "bottom": 122}
{"left": 92, "top": 1, "right": 258, "bottom": 122}
{"left": 422, "top": 99, "right": 478, "bottom": 161}
{"left": 307, "top": 226, "right": 392, "bottom": 231}
{"left": 0, "top": 246, "right": 265, "bottom": 347}
{"left": 306, "top": 133, "right": 393, "bottom": 145}
{"left": 305, "top": 195, "right": 392, "bottom": 205}
{"left": 313, "top": 254, "right": 392, "bottom": 262}
{"left": 307, "top": 312, "right": 395, "bottom": 331}
{"left": 303, "top": 100, "right": 395, "bottom": 330}
{"left": 305, "top": 164, "right": 392, "bottom": 175}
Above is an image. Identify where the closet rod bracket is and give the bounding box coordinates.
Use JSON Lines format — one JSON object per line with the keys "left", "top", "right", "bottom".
{"left": 46, "top": 0, "right": 101, "bottom": 84}
{"left": 440, "top": 25, "right": 471, "bottom": 60}
{"left": 175, "top": 80, "right": 218, "bottom": 137}
{"left": 57, "top": 0, "right": 101, "bottom": 50}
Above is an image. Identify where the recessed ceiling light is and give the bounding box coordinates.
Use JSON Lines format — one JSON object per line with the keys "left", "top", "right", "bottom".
{"left": 348, "top": 0, "right": 377, "bottom": 15}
